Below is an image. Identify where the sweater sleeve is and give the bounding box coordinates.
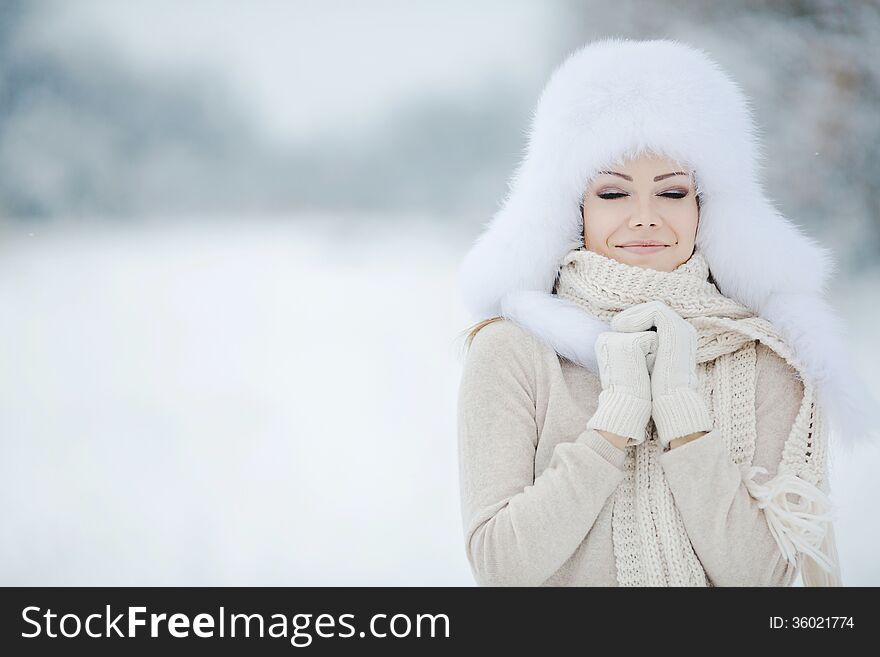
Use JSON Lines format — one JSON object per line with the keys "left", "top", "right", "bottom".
{"left": 658, "top": 342, "right": 804, "bottom": 587}
{"left": 457, "top": 319, "right": 628, "bottom": 587}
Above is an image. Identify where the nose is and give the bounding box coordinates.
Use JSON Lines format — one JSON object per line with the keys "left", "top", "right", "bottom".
{"left": 627, "top": 192, "right": 665, "bottom": 228}
{"left": 628, "top": 211, "right": 663, "bottom": 228}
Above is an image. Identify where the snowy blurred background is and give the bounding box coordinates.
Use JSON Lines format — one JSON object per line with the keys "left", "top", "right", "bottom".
{"left": 1, "top": 0, "right": 878, "bottom": 586}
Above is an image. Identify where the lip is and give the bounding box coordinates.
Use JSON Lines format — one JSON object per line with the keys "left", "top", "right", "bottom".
{"left": 616, "top": 242, "right": 669, "bottom": 255}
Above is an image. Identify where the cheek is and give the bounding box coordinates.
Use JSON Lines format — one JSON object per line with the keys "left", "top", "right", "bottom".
{"left": 582, "top": 203, "right": 618, "bottom": 239}
{"left": 584, "top": 221, "right": 616, "bottom": 251}
{"left": 667, "top": 207, "right": 700, "bottom": 236}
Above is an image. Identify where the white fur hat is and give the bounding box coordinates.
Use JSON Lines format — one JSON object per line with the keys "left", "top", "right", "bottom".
{"left": 458, "top": 37, "right": 878, "bottom": 449}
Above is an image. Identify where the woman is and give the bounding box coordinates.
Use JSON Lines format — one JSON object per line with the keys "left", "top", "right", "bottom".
{"left": 456, "top": 38, "right": 878, "bottom": 587}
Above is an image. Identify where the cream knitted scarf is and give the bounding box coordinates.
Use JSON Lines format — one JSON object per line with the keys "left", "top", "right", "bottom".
{"left": 554, "top": 246, "right": 842, "bottom": 587}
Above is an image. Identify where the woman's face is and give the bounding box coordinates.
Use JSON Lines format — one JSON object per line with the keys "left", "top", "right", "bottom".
{"left": 581, "top": 152, "right": 699, "bottom": 272}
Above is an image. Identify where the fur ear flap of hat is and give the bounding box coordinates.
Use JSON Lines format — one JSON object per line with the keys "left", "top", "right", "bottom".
{"left": 458, "top": 37, "right": 879, "bottom": 449}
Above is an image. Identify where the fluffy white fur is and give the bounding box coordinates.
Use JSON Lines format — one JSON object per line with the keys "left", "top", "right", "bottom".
{"left": 458, "top": 37, "right": 879, "bottom": 449}
{"left": 501, "top": 289, "right": 610, "bottom": 373}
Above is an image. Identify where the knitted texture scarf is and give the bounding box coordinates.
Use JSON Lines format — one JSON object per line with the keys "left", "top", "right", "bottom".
{"left": 554, "top": 246, "right": 842, "bottom": 587}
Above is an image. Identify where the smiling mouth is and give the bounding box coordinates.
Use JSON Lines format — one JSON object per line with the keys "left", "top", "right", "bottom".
{"left": 616, "top": 244, "right": 669, "bottom": 248}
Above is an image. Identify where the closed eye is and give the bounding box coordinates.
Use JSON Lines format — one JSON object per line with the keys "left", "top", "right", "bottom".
{"left": 598, "top": 190, "right": 689, "bottom": 200}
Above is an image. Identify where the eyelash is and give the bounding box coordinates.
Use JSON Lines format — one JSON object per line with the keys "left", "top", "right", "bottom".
{"left": 598, "top": 190, "right": 689, "bottom": 200}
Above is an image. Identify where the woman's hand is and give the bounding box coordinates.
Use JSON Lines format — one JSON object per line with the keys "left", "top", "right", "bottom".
{"left": 610, "top": 300, "right": 713, "bottom": 448}
{"left": 586, "top": 329, "right": 658, "bottom": 446}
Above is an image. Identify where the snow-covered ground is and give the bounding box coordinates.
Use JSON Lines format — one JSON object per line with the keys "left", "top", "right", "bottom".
{"left": 0, "top": 215, "right": 877, "bottom": 585}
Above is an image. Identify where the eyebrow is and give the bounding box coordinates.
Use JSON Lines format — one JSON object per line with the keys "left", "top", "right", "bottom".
{"left": 597, "top": 170, "right": 689, "bottom": 182}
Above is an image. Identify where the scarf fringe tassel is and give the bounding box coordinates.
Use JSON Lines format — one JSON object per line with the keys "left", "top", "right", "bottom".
{"left": 740, "top": 465, "right": 838, "bottom": 576}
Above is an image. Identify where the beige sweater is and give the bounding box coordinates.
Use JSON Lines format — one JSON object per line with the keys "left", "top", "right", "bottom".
{"left": 457, "top": 318, "right": 804, "bottom": 587}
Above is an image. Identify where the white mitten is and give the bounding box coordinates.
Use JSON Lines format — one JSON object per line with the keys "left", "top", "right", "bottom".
{"left": 586, "top": 329, "right": 658, "bottom": 446}
{"left": 610, "top": 300, "right": 713, "bottom": 447}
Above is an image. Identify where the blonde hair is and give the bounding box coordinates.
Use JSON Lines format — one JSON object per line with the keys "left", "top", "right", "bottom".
{"left": 459, "top": 316, "right": 505, "bottom": 354}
